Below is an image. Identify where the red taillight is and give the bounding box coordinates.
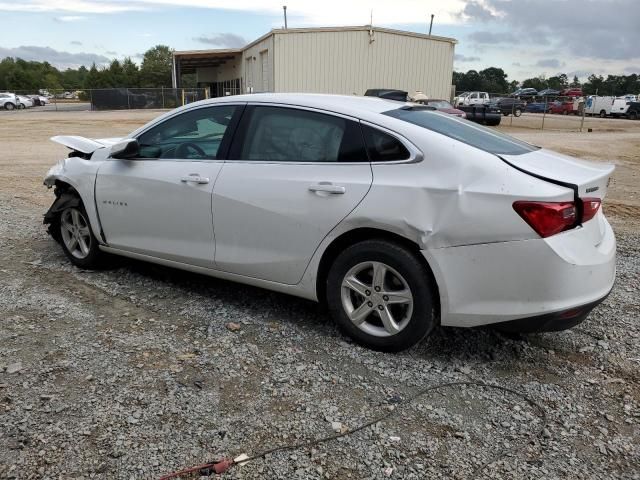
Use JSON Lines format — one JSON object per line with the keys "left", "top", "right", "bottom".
{"left": 581, "top": 197, "right": 601, "bottom": 223}
{"left": 513, "top": 201, "right": 577, "bottom": 238}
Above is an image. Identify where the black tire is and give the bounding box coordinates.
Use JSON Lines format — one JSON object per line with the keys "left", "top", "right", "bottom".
{"left": 326, "top": 240, "right": 436, "bottom": 352}
{"left": 630, "top": 112, "right": 638, "bottom": 120}
{"left": 5, "top": 102, "right": 15, "bottom": 110}
{"left": 514, "top": 108, "right": 522, "bottom": 117}
{"left": 599, "top": 110, "right": 606, "bottom": 118}
{"left": 57, "top": 201, "right": 106, "bottom": 269}
{"left": 18, "top": 103, "right": 25, "bottom": 109}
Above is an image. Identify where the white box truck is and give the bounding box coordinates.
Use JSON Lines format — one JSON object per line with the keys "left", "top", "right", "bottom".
{"left": 584, "top": 96, "right": 615, "bottom": 117}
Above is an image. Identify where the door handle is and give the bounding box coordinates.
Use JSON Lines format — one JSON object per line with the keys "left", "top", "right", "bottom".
{"left": 180, "top": 174, "right": 209, "bottom": 184}
{"left": 308, "top": 182, "right": 346, "bottom": 195}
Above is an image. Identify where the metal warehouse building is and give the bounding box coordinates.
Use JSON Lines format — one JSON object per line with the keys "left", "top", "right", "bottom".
{"left": 172, "top": 26, "right": 456, "bottom": 99}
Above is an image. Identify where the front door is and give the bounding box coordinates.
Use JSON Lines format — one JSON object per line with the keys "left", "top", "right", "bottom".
{"left": 95, "top": 104, "right": 242, "bottom": 267}
{"left": 212, "top": 105, "right": 373, "bottom": 284}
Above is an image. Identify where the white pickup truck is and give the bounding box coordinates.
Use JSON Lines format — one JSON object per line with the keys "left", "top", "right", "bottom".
{"left": 454, "top": 91, "right": 490, "bottom": 107}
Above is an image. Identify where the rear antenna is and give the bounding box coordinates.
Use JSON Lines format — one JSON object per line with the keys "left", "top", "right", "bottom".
{"left": 428, "top": 14, "right": 434, "bottom": 35}
{"left": 283, "top": 5, "right": 288, "bottom": 29}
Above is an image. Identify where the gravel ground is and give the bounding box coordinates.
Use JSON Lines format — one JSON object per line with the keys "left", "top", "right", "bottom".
{"left": 1, "top": 112, "right": 639, "bottom": 479}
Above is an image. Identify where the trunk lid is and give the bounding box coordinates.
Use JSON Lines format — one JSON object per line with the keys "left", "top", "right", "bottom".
{"left": 501, "top": 148, "right": 614, "bottom": 200}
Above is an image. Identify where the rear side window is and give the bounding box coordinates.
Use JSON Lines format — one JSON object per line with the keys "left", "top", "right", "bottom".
{"left": 383, "top": 108, "right": 538, "bottom": 156}
{"left": 362, "top": 125, "right": 410, "bottom": 162}
{"left": 234, "top": 106, "right": 367, "bottom": 162}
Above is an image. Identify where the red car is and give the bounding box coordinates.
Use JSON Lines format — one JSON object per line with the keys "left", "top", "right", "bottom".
{"left": 560, "top": 88, "right": 583, "bottom": 97}
{"left": 549, "top": 100, "right": 575, "bottom": 115}
{"left": 420, "top": 99, "right": 466, "bottom": 118}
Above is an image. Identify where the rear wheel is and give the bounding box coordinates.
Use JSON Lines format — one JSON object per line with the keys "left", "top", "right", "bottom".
{"left": 599, "top": 110, "right": 606, "bottom": 118}
{"left": 58, "top": 203, "right": 105, "bottom": 269}
{"left": 5, "top": 102, "right": 15, "bottom": 110}
{"left": 514, "top": 108, "right": 522, "bottom": 117}
{"left": 630, "top": 111, "right": 638, "bottom": 120}
{"left": 326, "top": 240, "right": 436, "bottom": 351}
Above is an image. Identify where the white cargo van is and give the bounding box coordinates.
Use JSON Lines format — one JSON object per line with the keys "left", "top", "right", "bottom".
{"left": 610, "top": 98, "right": 631, "bottom": 117}
{"left": 584, "top": 96, "right": 615, "bottom": 117}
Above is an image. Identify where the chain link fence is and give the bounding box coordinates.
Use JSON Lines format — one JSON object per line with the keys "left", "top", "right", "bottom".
{"left": 450, "top": 91, "right": 640, "bottom": 131}
{"left": 6, "top": 88, "right": 209, "bottom": 111}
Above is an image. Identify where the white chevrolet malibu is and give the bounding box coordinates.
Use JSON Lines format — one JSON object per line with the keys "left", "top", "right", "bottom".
{"left": 43, "top": 94, "right": 615, "bottom": 351}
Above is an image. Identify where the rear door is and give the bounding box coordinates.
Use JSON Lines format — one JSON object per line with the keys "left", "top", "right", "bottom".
{"left": 212, "top": 104, "right": 372, "bottom": 284}
{"left": 95, "top": 104, "right": 242, "bottom": 267}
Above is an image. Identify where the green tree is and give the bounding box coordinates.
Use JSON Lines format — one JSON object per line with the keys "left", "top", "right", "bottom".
{"left": 521, "top": 76, "right": 547, "bottom": 91}
{"left": 139, "top": 45, "right": 173, "bottom": 87}
{"left": 478, "top": 67, "right": 509, "bottom": 94}
{"left": 122, "top": 57, "right": 140, "bottom": 87}
{"left": 570, "top": 75, "right": 581, "bottom": 88}
{"left": 583, "top": 74, "right": 605, "bottom": 95}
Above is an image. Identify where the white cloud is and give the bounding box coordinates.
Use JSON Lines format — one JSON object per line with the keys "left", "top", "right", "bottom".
{"left": 0, "top": 0, "right": 466, "bottom": 25}
{"left": 54, "top": 15, "right": 87, "bottom": 21}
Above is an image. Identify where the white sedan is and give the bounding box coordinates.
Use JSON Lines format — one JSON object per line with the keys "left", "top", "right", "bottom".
{"left": 43, "top": 94, "right": 615, "bottom": 351}
{"left": 17, "top": 95, "right": 34, "bottom": 109}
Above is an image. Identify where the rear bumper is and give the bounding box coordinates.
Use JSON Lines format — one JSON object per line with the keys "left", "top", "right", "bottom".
{"left": 423, "top": 215, "right": 616, "bottom": 329}
{"left": 491, "top": 293, "right": 610, "bottom": 333}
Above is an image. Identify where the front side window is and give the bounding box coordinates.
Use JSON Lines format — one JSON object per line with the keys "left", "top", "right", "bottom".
{"left": 236, "top": 106, "right": 367, "bottom": 162}
{"left": 137, "top": 105, "right": 237, "bottom": 159}
{"left": 384, "top": 107, "right": 538, "bottom": 156}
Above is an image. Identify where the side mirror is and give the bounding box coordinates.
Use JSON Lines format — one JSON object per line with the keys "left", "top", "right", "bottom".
{"left": 110, "top": 139, "right": 140, "bottom": 159}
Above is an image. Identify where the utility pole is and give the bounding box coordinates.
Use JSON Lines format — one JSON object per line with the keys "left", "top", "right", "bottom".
{"left": 283, "top": 5, "right": 288, "bottom": 29}
{"left": 428, "top": 14, "right": 434, "bottom": 35}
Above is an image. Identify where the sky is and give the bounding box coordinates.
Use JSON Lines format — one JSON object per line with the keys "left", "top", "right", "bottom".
{"left": 0, "top": 0, "right": 638, "bottom": 82}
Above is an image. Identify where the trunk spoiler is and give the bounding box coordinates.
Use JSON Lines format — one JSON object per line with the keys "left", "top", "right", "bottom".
{"left": 51, "top": 135, "right": 106, "bottom": 155}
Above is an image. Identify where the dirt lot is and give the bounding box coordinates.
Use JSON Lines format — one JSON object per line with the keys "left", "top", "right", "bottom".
{"left": 0, "top": 110, "right": 638, "bottom": 479}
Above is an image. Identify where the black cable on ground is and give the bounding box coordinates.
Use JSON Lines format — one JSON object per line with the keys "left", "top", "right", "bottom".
{"left": 159, "top": 380, "right": 547, "bottom": 479}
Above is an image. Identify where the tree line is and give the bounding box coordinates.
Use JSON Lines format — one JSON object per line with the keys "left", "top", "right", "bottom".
{"left": 1, "top": 48, "right": 638, "bottom": 97}
{"left": 453, "top": 67, "right": 640, "bottom": 96}
{"left": 0, "top": 45, "right": 176, "bottom": 92}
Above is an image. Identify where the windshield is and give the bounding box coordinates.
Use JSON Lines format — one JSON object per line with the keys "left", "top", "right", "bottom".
{"left": 383, "top": 108, "right": 539, "bottom": 156}
{"left": 427, "top": 100, "right": 453, "bottom": 109}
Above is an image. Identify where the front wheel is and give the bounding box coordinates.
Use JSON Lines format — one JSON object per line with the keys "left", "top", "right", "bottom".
{"left": 5, "top": 102, "right": 15, "bottom": 110}
{"left": 326, "top": 240, "right": 436, "bottom": 351}
{"left": 514, "top": 108, "right": 522, "bottom": 117}
{"left": 58, "top": 204, "right": 105, "bottom": 269}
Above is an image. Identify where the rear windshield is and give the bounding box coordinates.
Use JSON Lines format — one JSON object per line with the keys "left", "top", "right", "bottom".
{"left": 383, "top": 108, "right": 539, "bottom": 156}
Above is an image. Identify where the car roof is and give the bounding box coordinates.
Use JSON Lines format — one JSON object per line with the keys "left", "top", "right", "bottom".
{"left": 129, "top": 93, "right": 418, "bottom": 138}
{"left": 199, "top": 93, "right": 407, "bottom": 113}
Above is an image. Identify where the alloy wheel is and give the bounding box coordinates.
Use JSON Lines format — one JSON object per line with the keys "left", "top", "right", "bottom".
{"left": 60, "top": 208, "right": 92, "bottom": 259}
{"left": 341, "top": 261, "right": 413, "bottom": 337}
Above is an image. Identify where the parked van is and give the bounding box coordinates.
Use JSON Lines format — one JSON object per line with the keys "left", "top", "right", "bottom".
{"left": 610, "top": 98, "right": 631, "bottom": 117}
{"left": 584, "top": 96, "right": 615, "bottom": 117}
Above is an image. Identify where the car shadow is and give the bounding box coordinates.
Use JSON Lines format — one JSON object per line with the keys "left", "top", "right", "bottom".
{"left": 107, "top": 256, "right": 551, "bottom": 364}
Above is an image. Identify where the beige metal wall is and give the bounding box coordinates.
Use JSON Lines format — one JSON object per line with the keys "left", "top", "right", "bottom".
{"left": 241, "top": 36, "right": 274, "bottom": 93}
{"left": 272, "top": 29, "right": 454, "bottom": 99}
